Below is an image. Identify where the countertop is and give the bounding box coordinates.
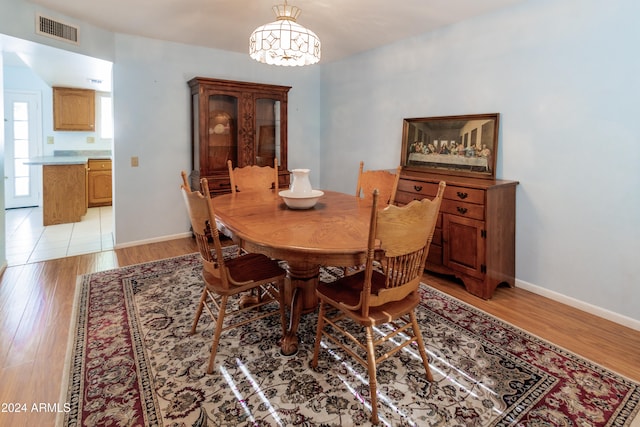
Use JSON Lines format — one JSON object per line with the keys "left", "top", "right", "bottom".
{"left": 23, "top": 150, "right": 112, "bottom": 166}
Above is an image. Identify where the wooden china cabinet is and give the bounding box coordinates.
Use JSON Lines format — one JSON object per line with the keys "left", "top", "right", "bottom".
{"left": 188, "top": 77, "right": 291, "bottom": 195}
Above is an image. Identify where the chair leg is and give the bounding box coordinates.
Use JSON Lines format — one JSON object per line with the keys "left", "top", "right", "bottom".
{"left": 410, "top": 311, "right": 434, "bottom": 382}
{"left": 311, "top": 301, "right": 327, "bottom": 368}
{"left": 365, "top": 326, "right": 379, "bottom": 425}
{"left": 206, "top": 295, "right": 229, "bottom": 374}
{"left": 191, "top": 288, "right": 208, "bottom": 335}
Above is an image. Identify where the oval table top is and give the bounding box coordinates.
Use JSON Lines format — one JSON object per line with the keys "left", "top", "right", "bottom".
{"left": 213, "top": 190, "right": 372, "bottom": 267}
{"left": 213, "top": 189, "right": 376, "bottom": 355}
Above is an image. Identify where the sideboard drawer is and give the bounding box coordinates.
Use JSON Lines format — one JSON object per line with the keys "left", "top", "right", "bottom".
{"left": 394, "top": 190, "right": 421, "bottom": 205}
{"left": 441, "top": 199, "right": 485, "bottom": 220}
{"left": 397, "top": 180, "right": 441, "bottom": 197}
{"left": 398, "top": 179, "right": 484, "bottom": 204}
{"left": 444, "top": 186, "right": 484, "bottom": 204}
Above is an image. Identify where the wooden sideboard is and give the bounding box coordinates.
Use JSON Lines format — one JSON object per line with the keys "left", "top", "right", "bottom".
{"left": 395, "top": 170, "right": 518, "bottom": 299}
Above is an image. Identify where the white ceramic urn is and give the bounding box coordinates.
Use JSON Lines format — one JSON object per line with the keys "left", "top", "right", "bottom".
{"left": 289, "top": 169, "right": 313, "bottom": 195}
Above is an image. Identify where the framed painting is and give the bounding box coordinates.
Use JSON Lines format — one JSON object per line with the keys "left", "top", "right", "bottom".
{"left": 401, "top": 113, "right": 500, "bottom": 179}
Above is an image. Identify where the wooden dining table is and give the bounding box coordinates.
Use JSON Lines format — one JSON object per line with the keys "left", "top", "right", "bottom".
{"left": 213, "top": 190, "right": 373, "bottom": 355}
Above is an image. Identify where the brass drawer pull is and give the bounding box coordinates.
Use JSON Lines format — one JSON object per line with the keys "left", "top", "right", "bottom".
{"left": 413, "top": 185, "right": 423, "bottom": 192}
{"left": 456, "top": 206, "right": 468, "bottom": 214}
{"left": 457, "top": 191, "right": 468, "bottom": 199}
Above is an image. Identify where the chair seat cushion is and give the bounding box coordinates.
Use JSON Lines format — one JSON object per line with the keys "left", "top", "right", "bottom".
{"left": 316, "top": 270, "right": 385, "bottom": 306}
{"left": 226, "top": 253, "right": 285, "bottom": 284}
{"left": 317, "top": 271, "right": 420, "bottom": 325}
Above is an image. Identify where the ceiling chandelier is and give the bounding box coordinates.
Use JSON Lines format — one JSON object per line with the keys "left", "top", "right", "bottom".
{"left": 249, "top": 1, "right": 321, "bottom": 66}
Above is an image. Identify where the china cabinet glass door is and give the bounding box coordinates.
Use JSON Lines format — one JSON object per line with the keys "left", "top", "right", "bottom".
{"left": 207, "top": 94, "right": 238, "bottom": 172}
{"left": 255, "top": 98, "right": 281, "bottom": 167}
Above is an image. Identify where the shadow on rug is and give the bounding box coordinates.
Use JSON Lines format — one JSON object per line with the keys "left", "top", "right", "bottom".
{"left": 58, "top": 249, "right": 640, "bottom": 426}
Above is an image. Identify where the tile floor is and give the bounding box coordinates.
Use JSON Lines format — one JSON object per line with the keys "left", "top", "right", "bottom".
{"left": 5, "top": 206, "right": 114, "bottom": 266}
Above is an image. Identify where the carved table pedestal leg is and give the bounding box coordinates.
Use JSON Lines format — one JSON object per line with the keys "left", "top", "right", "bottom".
{"left": 280, "top": 261, "right": 319, "bottom": 356}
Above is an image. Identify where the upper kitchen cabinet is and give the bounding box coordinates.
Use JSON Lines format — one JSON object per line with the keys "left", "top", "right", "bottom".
{"left": 188, "top": 77, "right": 291, "bottom": 195}
{"left": 53, "top": 87, "right": 95, "bottom": 131}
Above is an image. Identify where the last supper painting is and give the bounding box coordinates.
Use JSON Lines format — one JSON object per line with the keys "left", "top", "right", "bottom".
{"left": 401, "top": 113, "right": 499, "bottom": 178}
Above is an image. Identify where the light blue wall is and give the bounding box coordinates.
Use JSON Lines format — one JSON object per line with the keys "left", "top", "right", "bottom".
{"left": 111, "top": 34, "right": 321, "bottom": 244}
{"left": 319, "top": 0, "right": 640, "bottom": 321}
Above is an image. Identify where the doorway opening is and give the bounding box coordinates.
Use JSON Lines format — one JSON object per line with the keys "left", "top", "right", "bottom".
{"left": 2, "top": 34, "right": 114, "bottom": 265}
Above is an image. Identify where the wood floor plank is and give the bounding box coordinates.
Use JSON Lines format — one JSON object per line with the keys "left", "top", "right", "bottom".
{"left": 35, "top": 258, "right": 85, "bottom": 403}
{"left": 0, "top": 361, "right": 55, "bottom": 427}
{"left": 0, "top": 263, "right": 46, "bottom": 370}
{"left": 0, "top": 237, "right": 638, "bottom": 427}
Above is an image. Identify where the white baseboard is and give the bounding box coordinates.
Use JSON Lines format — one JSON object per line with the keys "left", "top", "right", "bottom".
{"left": 516, "top": 279, "right": 640, "bottom": 332}
{"left": 114, "top": 232, "right": 193, "bottom": 249}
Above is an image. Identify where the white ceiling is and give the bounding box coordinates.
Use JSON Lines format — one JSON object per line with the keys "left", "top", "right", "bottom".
{"left": 2, "top": 36, "right": 113, "bottom": 92}
{"left": 4, "top": 0, "right": 525, "bottom": 91}
{"left": 28, "top": 0, "right": 526, "bottom": 62}
{"left": 1, "top": 34, "right": 113, "bottom": 92}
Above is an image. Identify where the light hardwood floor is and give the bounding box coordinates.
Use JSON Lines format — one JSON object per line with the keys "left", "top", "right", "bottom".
{"left": 0, "top": 237, "right": 638, "bottom": 427}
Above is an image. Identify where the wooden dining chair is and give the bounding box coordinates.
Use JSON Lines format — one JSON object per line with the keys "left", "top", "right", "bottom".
{"left": 227, "top": 158, "right": 279, "bottom": 193}
{"left": 180, "top": 171, "right": 287, "bottom": 374}
{"left": 355, "top": 161, "right": 401, "bottom": 205}
{"left": 346, "top": 161, "right": 403, "bottom": 275}
{"left": 312, "top": 182, "right": 446, "bottom": 424}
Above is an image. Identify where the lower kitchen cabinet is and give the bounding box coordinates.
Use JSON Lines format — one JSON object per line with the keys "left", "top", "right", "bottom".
{"left": 395, "top": 171, "right": 518, "bottom": 299}
{"left": 87, "top": 159, "right": 112, "bottom": 207}
{"left": 43, "top": 164, "right": 87, "bottom": 225}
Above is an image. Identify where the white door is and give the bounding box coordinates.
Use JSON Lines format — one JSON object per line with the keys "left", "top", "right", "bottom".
{"left": 4, "top": 91, "right": 41, "bottom": 209}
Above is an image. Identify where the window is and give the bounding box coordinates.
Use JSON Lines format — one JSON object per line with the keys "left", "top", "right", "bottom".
{"left": 100, "top": 95, "right": 113, "bottom": 139}
{"left": 13, "top": 102, "right": 31, "bottom": 196}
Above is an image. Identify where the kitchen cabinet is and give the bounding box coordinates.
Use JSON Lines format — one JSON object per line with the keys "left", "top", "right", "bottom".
{"left": 395, "top": 170, "right": 518, "bottom": 299}
{"left": 53, "top": 87, "right": 95, "bottom": 131}
{"left": 43, "top": 164, "right": 87, "bottom": 225}
{"left": 188, "top": 77, "right": 291, "bottom": 195}
{"left": 87, "top": 159, "right": 112, "bottom": 207}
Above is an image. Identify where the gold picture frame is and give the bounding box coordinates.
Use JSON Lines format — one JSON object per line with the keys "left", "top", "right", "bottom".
{"left": 401, "top": 113, "right": 500, "bottom": 179}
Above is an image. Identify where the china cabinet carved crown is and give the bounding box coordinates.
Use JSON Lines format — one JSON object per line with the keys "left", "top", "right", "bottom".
{"left": 188, "top": 77, "right": 291, "bottom": 194}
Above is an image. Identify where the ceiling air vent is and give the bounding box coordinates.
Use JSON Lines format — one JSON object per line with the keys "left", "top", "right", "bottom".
{"left": 36, "top": 14, "right": 79, "bottom": 45}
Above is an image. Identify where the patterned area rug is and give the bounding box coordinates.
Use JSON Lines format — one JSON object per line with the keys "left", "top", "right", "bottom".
{"left": 58, "top": 250, "right": 640, "bottom": 426}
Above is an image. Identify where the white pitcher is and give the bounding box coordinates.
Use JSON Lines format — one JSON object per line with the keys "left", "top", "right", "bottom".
{"left": 290, "top": 169, "right": 313, "bottom": 195}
